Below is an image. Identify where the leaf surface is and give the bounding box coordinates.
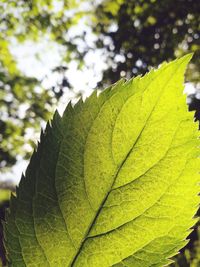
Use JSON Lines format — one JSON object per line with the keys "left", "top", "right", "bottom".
{"left": 4, "top": 54, "right": 199, "bottom": 267}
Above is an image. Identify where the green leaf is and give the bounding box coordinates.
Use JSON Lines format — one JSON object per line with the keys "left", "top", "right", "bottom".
{"left": 4, "top": 54, "right": 199, "bottom": 267}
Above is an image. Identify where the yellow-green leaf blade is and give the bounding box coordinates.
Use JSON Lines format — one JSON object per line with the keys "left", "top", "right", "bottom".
{"left": 4, "top": 54, "right": 199, "bottom": 267}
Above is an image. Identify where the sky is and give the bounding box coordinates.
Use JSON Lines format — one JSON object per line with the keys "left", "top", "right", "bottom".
{"left": 1, "top": 19, "right": 108, "bottom": 184}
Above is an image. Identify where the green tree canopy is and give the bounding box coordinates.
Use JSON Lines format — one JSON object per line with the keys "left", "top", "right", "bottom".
{"left": 0, "top": 0, "right": 86, "bottom": 169}
{"left": 92, "top": 0, "right": 200, "bottom": 85}
{"left": 0, "top": 0, "right": 199, "bottom": 170}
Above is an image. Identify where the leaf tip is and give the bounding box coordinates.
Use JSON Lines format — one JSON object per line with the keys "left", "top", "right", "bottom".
{"left": 178, "top": 52, "right": 194, "bottom": 65}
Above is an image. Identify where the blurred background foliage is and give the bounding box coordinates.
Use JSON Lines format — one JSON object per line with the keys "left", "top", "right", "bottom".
{"left": 0, "top": 0, "right": 199, "bottom": 266}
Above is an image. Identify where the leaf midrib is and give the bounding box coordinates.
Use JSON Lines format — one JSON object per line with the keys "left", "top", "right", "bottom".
{"left": 69, "top": 59, "right": 186, "bottom": 267}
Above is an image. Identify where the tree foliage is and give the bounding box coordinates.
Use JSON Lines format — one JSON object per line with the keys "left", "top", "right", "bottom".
{"left": 0, "top": 0, "right": 83, "bottom": 169}
{"left": 0, "top": 0, "right": 199, "bottom": 169}
{"left": 92, "top": 0, "right": 200, "bottom": 86}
